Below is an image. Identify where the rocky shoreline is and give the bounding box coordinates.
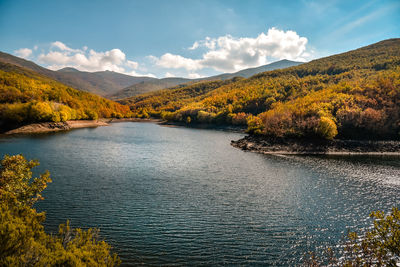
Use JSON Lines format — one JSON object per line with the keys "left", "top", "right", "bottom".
{"left": 231, "top": 135, "right": 400, "bottom": 155}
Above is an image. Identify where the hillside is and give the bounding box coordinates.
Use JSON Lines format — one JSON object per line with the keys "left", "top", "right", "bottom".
{"left": 110, "top": 77, "right": 193, "bottom": 99}
{"left": 57, "top": 68, "right": 155, "bottom": 95}
{"left": 111, "top": 60, "right": 302, "bottom": 99}
{"left": 0, "top": 52, "right": 155, "bottom": 96}
{"left": 123, "top": 39, "right": 400, "bottom": 140}
{"left": 0, "top": 61, "right": 131, "bottom": 130}
{"left": 209, "top": 59, "right": 303, "bottom": 80}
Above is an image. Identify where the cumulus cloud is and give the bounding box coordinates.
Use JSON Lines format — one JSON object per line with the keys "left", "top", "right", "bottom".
{"left": 128, "top": 70, "right": 156, "bottom": 78}
{"left": 27, "top": 41, "right": 151, "bottom": 76}
{"left": 51, "top": 41, "right": 81, "bottom": 53}
{"left": 153, "top": 53, "right": 201, "bottom": 71}
{"left": 164, "top": 72, "right": 176, "bottom": 78}
{"left": 187, "top": 73, "right": 203, "bottom": 79}
{"left": 153, "top": 27, "right": 310, "bottom": 73}
{"left": 14, "top": 48, "right": 32, "bottom": 59}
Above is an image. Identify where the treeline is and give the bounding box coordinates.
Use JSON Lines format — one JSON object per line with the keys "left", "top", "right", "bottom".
{"left": 119, "top": 78, "right": 240, "bottom": 119}
{"left": 122, "top": 39, "right": 400, "bottom": 140}
{"left": 0, "top": 154, "right": 120, "bottom": 266}
{"left": 0, "top": 62, "right": 131, "bottom": 125}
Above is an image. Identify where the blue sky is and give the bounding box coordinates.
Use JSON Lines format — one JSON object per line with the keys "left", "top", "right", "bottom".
{"left": 0, "top": 0, "right": 399, "bottom": 78}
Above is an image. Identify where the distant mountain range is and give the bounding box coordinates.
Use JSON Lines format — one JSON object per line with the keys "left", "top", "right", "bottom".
{"left": 0, "top": 52, "right": 153, "bottom": 96}
{"left": 0, "top": 52, "right": 303, "bottom": 99}
{"left": 111, "top": 59, "right": 303, "bottom": 99}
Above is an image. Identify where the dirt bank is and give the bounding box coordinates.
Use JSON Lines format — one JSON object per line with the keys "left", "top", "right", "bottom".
{"left": 3, "top": 120, "right": 110, "bottom": 135}
{"left": 231, "top": 135, "right": 400, "bottom": 155}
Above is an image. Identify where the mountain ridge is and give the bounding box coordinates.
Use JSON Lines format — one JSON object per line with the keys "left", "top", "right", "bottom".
{"left": 110, "top": 59, "right": 303, "bottom": 99}
{"left": 121, "top": 38, "right": 400, "bottom": 140}
{"left": 0, "top": 52, "right": 302, "bottom": 99}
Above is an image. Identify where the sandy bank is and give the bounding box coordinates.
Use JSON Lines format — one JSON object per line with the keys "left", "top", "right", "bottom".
{"left": 1, "top": 118, "right": 166, "bottom": 135}
{"left": 231, "top": 135, "right": 400, "bottom": 155}
{"left": 4, "top": 120, "right": 110, "bottom": 135}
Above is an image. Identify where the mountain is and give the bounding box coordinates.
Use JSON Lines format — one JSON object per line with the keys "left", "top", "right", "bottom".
{"left": 0, "top": 52, "right": 302, "bottom": 99}
{"left": 0, "top": 52, "right": 155, "bottom": 96}
{"left": 208, "top": 59, "right": 303, "bottom": 80}
{"left": 56, "top": 67, "right": 155, "bottom": 95}
{"left": 0, "top": 60, "right": 131, "bottom": 128}
{"left": 108, "top": 77, "right": 192, "bottom": 99}
{"left": 122, "top": 39, "right": 400, "bottom": 140}
{"left": 110, "top": 59, "right": 302, "bottom": 99}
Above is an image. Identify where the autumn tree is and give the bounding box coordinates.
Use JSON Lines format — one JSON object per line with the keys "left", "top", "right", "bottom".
{"left": 0, "top": 154, "right": 121, "bottom": 266}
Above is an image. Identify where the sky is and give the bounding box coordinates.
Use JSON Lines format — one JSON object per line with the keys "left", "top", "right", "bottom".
{"left": 0, "top": 0, "right": 399, "bottom": 78}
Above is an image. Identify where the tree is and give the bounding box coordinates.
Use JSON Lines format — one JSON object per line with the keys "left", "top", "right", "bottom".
{"left": 0, "top": 154, "right": 121, "bottom": 266}
{"left": 315, "top": 117, "right": 338, "bottom": 140}
{"left": 304, "top": 207, "right": 400, "bottom": 266}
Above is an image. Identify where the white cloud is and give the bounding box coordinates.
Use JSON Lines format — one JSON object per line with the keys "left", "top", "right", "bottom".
{"left": 31, "top": 41, "right": 150, "bottom": 76}
{"left": 126, "top": 60, "right": 139, "bottom": 69}
{"left": 128, "top": 70, "right": 156, "bottom": 78}
{"left": 154, "top": 53, "right": 201, "bottom": 71}
{"left": 164, "top": 72, "right": 176, "bottom": 78}
{"left": 188, "top": 73, "right": 203, "bottom": 79}
{"left": 14, "top": 48, "right": 32, "bottom": 59}
{"left": 51, "top": 41, "right": 82, "bottom": 53}
{"left": 154, "top": 27, "right": 310, "bottom": 73}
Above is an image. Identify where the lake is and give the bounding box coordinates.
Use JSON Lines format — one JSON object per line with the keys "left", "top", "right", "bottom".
{"left": 0, "top": 122, "right": 399, "bottom": 266}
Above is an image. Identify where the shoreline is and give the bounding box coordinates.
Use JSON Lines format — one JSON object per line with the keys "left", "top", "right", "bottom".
{"left": 2, "top": 120, "right": 110, "bottom": 135}
{"left": 231, "top": 135, "right": 400, "bottom": 156}
{"left": 3, "top": 120, "right": 400, "bottom": 155}
{"left": 1, "top": 118, "right": 162, "bottom": 135}
{"left": 1, "top": 117, "right": 244, "bottom": 136}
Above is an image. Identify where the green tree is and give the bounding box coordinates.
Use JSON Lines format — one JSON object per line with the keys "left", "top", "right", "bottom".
{"left": 304, "top": 207, "right": 400, "bottom": 266}
{"left": 0, "top": 154, "right": 121, "bottom": 266}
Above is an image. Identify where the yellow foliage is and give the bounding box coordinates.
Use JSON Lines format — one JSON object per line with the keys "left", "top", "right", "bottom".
{"left": 0, "top": 155, "right": 121, "bottom": 266}
{"left": 121, "top": 39, "right": 400, "bottom": 139}
{"left": 316, "top": 117, "right": 338, "bottom": 140}
{"left": 0, "top": 63, "right": 131, "bottom": 124}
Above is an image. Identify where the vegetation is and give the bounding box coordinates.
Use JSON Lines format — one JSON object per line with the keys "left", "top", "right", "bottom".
{"left": 111, "top": 59, "right": 301, "bottom": 99}
{"left": 0, "top": 52, "right": 155, "bottom": 97}
{"left": 122, "top": 39, "right": 400, "bottom": 140}
{"left": 0, "top": 62, "right": 131, "bottom": 125}
{"left": 0, "top": 154, "right": 120, "bottom": 266}
{"left": 119, "top": 79, "right": 238, "bottom": 120}
{"left": 305, "top": 207, "right": 400, "bottom": 266}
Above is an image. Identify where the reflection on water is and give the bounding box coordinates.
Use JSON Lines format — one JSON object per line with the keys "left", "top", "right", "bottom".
{"left": 0, "top": 122, "right": 399, "bottom": 266}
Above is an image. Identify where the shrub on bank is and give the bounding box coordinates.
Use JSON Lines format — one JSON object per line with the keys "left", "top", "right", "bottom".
{"left": 0, "top": 154, "right": 121, "bottom": 266}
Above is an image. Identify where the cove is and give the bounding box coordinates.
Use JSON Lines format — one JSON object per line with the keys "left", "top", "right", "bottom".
{"left": 0, "top": 122, "right": 399, "bottom": 266}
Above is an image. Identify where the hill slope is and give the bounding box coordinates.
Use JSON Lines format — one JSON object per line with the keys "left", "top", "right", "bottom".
{"left": 209, "top": 59, "right": 303, "bottom": 80}
{"left": 111, "top": 60, "right": 302, "bottom": 99}
{"left": 0, "top": 52, "right": 155, "bottom": 96}
{"left": 123, "top": 39, "right": 400, "bottom": 140}
{"left": 0, "top": 61, "right": 131, "bottom": 129}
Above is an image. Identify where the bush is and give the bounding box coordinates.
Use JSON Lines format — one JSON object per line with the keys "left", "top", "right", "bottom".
{"left": 231, "top": 112, "right": 248, "bottom": 125}
{"left": 315, "top": 117, "right": 338, "bottom": 140}
{"left": 304, "top": 207, "right": 400, "bottom": 266}
{"left": 30, "top": 102, "right": 54, "bottom": 122}
{"left": 246, "top": 115, "right": 264, "bottom": 134}
{"left": 85, "top": 110, "right": 99, "bottom": 120}
{"left": 1, "top": 103, "right": 31, "bottom": 123}
{"left": 0, "top": 154, "right": 121, "bottom": 266}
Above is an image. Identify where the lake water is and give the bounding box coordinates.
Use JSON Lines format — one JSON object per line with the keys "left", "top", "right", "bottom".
{"left": 1, "top": 122, "right": 399, "bottom": 266}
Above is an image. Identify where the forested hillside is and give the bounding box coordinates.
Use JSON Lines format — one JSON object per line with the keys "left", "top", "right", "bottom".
{"left": 111, "top": 60, "right": 302, "bottom": 99}
{"left": 0, "top": 52, "right": 154, "bottom": 96}
{"left": 123, "top": 39, "right": 400, "bottom": 140}
{"left": 0, "top": 62, "right": 131, "bottom": 126}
